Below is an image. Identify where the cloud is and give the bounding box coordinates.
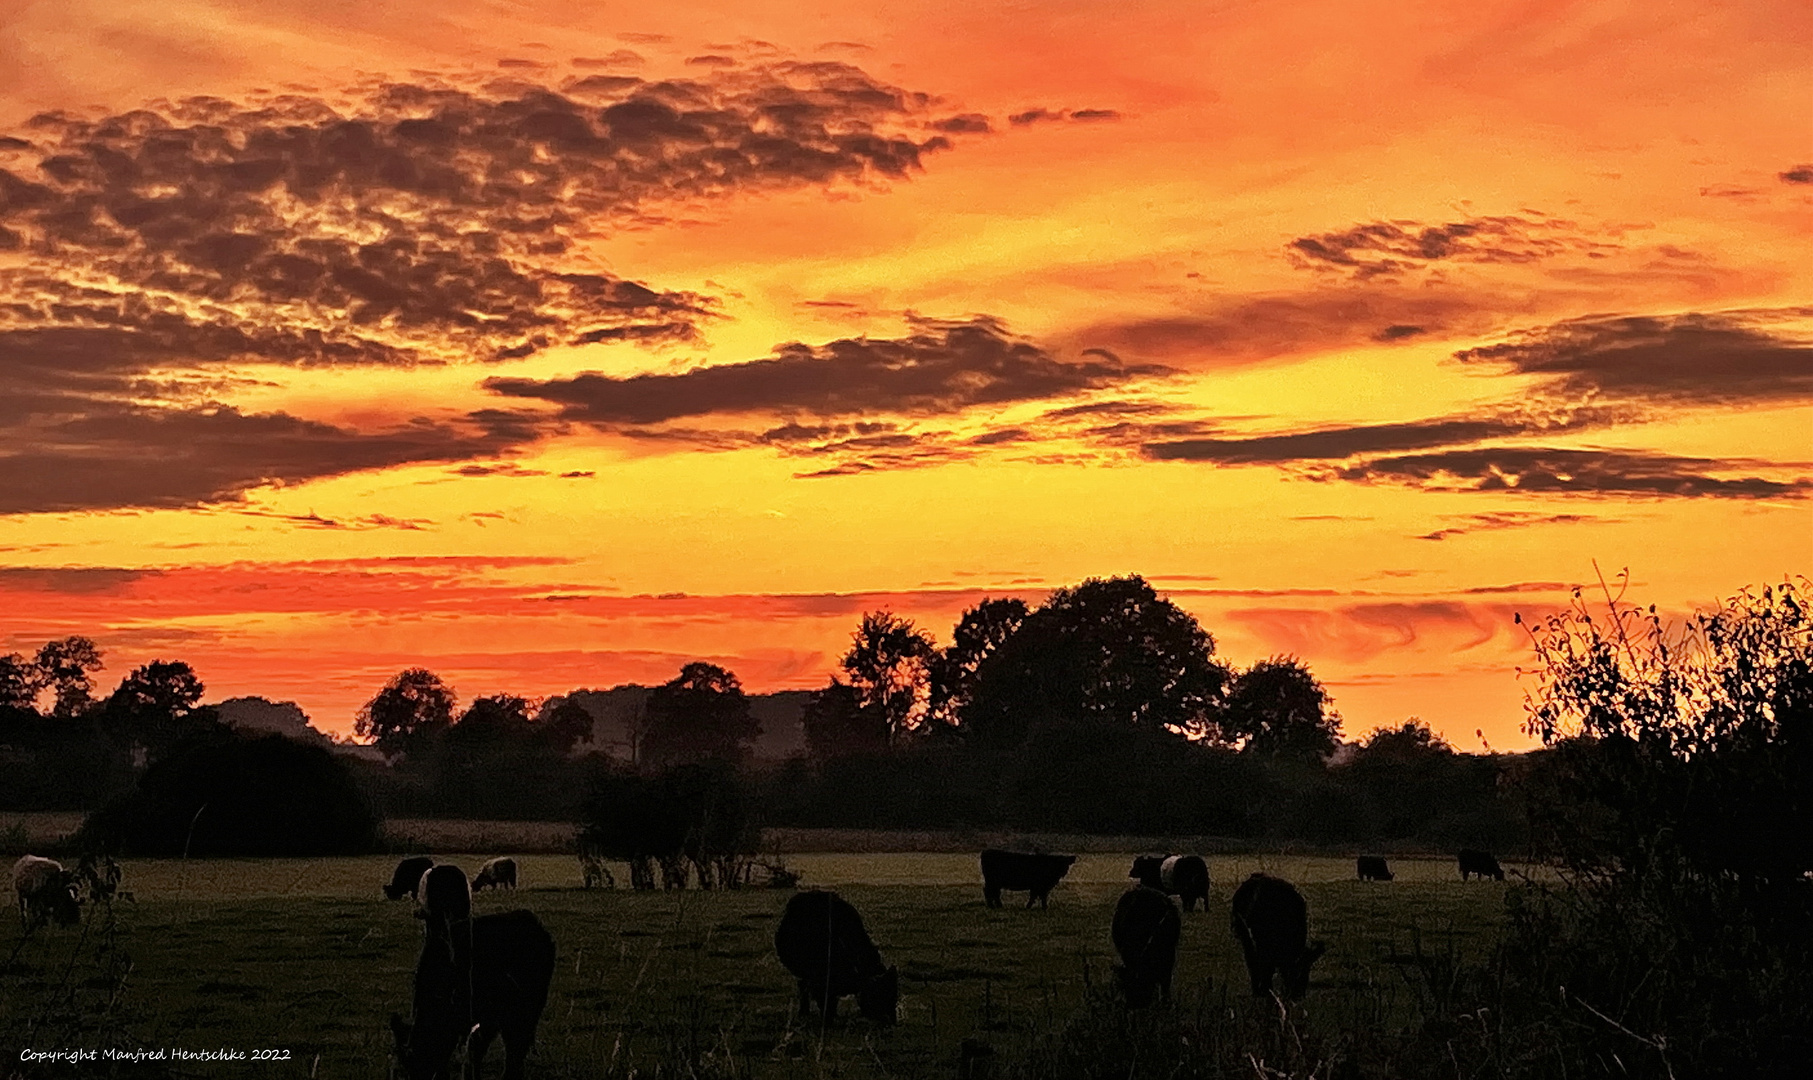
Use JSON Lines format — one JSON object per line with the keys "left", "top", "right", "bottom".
{"left": 1331, "top": 447, "right": 1810, "bottom": 500}
{"left": 0, "top": 404, "right": 528, "bottom": 514}
{"left": 1287, "top": 214, "right": 1618, "bottom": 281}
{"left": 484, "top": 315, "right": 1173, "bottom": 424}
{"left": 1413, "top": 511, "right": 1605, "bottom": 541}
{"left": 1452, "top": 308, "right": 1813, "bottom": 405}
{"left": 930, "top": 113, "right": 992, "bottom": 134}
{"left": 0, "top": 567, "right": 158, "bottom": 594}
{"left": 1781, "top": 165, "right": 1813, "bottom": 184}
{"left": 0, "top": 62, "right": 959, "bottom": 514}
{"left": 1008, "top": 107, "right": 1119, "bottom": 126}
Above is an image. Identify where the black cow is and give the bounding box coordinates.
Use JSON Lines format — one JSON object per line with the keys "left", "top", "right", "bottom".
{"left": 980, "top": 850, "right": 1078, "bottom": 909}
{"left": 1229, "top": 873, "right": 1325, "bottom": 999}
{"left": 384, "top": 856, "right": 436, "bottom": 901}
{"left": 774, "top": 890, "right": 898, "bottom": 1025}
{"left": 1112, "top": 886, "right": 1182, "bottom": 1007}
{"left": 1356, "top": 856, "right": 1394, "bottom": 882}
{"left": 391, "top": 908, "right": 555, "bottom": 1080}
{"left": 1129, "top": 854, "right": 1211, "bottom": 911}
{"left": 473, "top": 857, "right": 517, "bottom": 892}
{"left": 1456, "top": 849, "right": 1504, "bottom": 881}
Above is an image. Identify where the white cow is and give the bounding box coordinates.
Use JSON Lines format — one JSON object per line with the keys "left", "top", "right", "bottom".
{"left": 13, "top": 855, "right": 80, "bottom": 930}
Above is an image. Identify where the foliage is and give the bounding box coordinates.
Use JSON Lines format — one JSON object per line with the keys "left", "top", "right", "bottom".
{"left": 0, "top": 652, "right": 43, "bottom": 710}
{"left": 1223, "top": 655, "right": 1342, "bottom": 760}
{"left": 641, "top": 662, "right": 760, "bottom": 768}
{"left": 355, "top": 667, "right": 457, "bottom": 760}
{"left": 839, "top": 610, "right": 936, "bottom": 744}
{"left": 580, "top": 759, "right": 759, "bottom": 889}
{"left": 75, "top": 731, "right": 377, "bottom": 856}
{"left": 35, "top": 636, "right": 105, "bottom": 719}
{"left": 929, "top": 596, "right": 1029, "bottom": 728}
{"left": 100, "top": 659, "right": 221, "bottom": 763}
{"left": 801, "top": 679, "right": 890, "bottom": 760}
{"left": 963, "top": 576, "right": 1230, "bottom": 750}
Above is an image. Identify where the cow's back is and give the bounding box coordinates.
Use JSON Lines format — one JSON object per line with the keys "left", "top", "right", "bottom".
{"left": 1230, "top": 873, "right": 1307, "bottom": 962}
{"left": 472, "top": 910, "right": 555, "bottom": 1025}
{"left": 776, "top": 890, "right": 881, "bottom": 985}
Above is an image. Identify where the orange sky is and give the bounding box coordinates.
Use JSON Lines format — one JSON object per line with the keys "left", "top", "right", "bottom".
{"left": 1, "top": 0, "right": 1808, "bottom": 748}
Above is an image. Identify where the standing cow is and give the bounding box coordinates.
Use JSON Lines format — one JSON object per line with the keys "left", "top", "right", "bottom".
{"left": 13, "top": 855, "right": 80, "bottom": 930}
{"left": 391, "top": 909, "right": 555, "bottom": 1080}
{"left": 384, "top": 856, "right": 436, "bottom": 901}
{"left": 1112, "top": 886, "right": 1182, "bottom": 1007}
{"left": 1356, "top": 856, "right": 1394, "bottom": 882}
{"left": 1129, "top": 854, "right": 1211, "bottom": 911}
{"left": 1456, "top": 849, "right": 1505, "bottom": 881}
{"left": 774, "top": 890, "right": 898, "bottom": 1025}
{"left": 473, "top": 857, "right": 518, "bottom": 892}
{"left": 980, "top": 850, "right": 1078, "bottom": 909}
{"left": 1229, "top": 873, "right": 1325, "bottom": 999}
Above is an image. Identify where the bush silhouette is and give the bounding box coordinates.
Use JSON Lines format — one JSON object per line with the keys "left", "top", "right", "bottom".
{"left": 77, "top": 732, "right": 377, "bottom": 856}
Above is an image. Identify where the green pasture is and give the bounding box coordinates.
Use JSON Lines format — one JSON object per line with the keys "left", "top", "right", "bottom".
{"left": 2, "top": 855, "right": 1518, "bottom": 1078}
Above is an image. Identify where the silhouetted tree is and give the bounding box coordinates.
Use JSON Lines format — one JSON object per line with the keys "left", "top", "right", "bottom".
{"left": 640, "top": 662, "right": 759, "bottom": 768}
{"left": 928, "top": 597, "right": 1029, "bottom": 728}
{"left": 1224, "top": 656, "right": 1342, "bottom": 760}
{"left": 448, "top": 693, "right": 535, "bottom": 747}
{"left": 101, "top": 659, "right": 218, "bottom": 762}
{"left": 541, "top": 698, "right": 595, "bottom": 754}
{"left": 802, "top": 679, "right": 890, "bottom": 760}
{"left": 1359, "top": 718, "right": 1452, "bottom": 760}
{"left": 1521, "top": 575, "right": 1813, "bottom": 884}
{"left": 964, "top": 576, "right": 1230, "bottom": 750}
{"left": 36, "top": 636, "right": 103, "bottom": 718}
{"left": 356, "top": 668, "right": 457, "bottom": 760}
{"left": 76, "top": 731, "right": 376, "bottom": 856}
{"left": 840, "top": 610, "right": 935, "bottom": 745}
{"left": 0, "top": 652, "right": 43, "bottom": 711}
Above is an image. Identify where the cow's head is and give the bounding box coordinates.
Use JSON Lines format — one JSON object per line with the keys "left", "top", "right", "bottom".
{"left": 47, "top": 872, "right": 81, "bottom": 927}
{"left": 389, "top": 1013, "right": 469, "bottom": 1080}
{"left": 857, "top": 966, "right": 899, "bottom": 1026}
{"left": 1282, "top": 940, "right": 1326, "bottom": 999}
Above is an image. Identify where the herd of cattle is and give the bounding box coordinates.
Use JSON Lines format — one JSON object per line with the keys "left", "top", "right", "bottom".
{"left": 10, "top": 846, "right": 1510, "bottom": 1077}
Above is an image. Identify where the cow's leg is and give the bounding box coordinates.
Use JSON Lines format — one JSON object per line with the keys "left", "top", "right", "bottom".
{"left": 796, "top": 980, "right": 814, "bottom": 1018}
{"left": 467, "top": 1024, "right": 496, "bottom": 1080}
{"left": 822, "top": 990, "right": 838, "bottom": 1023}
{"left": 984, "top": 885, "right": 1001, "bottom": 908}
{"left": 1250, "top": 963, "right": 1274, "bottom": 997}
{"left": 497, "top": 1026, "right": 530, "bottom": 1080}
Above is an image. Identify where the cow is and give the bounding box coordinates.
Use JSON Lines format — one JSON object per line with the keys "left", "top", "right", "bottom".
{"left": 1112, "top": 886, "right": 1182, "bottom": 1007}
{"left": 1129, "top": 854, "right": 1211, "bottom": 911}
{"left": 1229, "top": 873, "right": 1325, "bottom": 999}
{"left": 773, "top": 890, "right": 898, "bottom": 1026}
{"left": 473, "top": 857, "right": 518, "bottom": 892}
{"left": 384, "top": 856, "right": 436, "bottom": 901}
{"left": 1356, "top": 856, "right": 1394, "bottom": 882}
{"left": 390, "top": 908, "right": 555, "bottom": 1080}
{"left": 1457, "top": 849, "right": 1505, "bottom": 881}
{"left": 980, "top": 849, "right": 1078, "bottom": 909}
{"left": 13, "top": 855, "right": 80, "bottom": 930}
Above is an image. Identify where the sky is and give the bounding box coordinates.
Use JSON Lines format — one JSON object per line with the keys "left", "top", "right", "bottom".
{"left": 0, "top": 0, "right": 1807, "bottom": 748}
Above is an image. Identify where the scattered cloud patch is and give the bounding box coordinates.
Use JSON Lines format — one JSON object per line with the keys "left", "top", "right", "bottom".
{"left": 1287, "top": 215, "right": 1617, "bottom": 281}
{"left": 1453, "top": 308, "right": 1813, "bottom": 405}
{"left": 484, "top": 315, "right": 1173, "bottom": 424}
{"left": 1780, "top": 165, "right": 1813, "bottom": 184}
{"left": 1414, "top": 511, "right": 1603, "bottom": 541}
{"left": 1331, "top": 447, "right": 1809, "bottom": 500}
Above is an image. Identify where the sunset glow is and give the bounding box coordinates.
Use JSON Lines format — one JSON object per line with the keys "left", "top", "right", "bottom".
{"left": 2, "top": 0, "right": 1808, "bottom": 747}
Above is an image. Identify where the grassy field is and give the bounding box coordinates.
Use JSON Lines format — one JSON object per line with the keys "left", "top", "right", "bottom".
{"left": 1, "top": 854, "right": 1517, "bottom": 1078}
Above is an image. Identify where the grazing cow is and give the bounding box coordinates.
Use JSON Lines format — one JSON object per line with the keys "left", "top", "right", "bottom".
{"left": 12, "top": 855, "right": 80, "bottom": 930}
{"left": 1229, "top": 873, "right": 1325, "bottom": 999}
{"left": 774, "top": 890, "right": 898, "bottom": 1025}
{"left": 473, "top": 857, "right": 518, "bottom": 892}
{"left": 384, "top": 856, "right": 436, "bottom": 901}
{"left": 391, "top": 909, "right": 555, "bottom": 1080}
{"left": 980, "top": 849, "right": 1078, "bottom": 909}
{"left": 1356, "top": 856, "right": 1394, "bottom": 882}
{"left": 1112, "top": 886, "right": 1182, "bottom": 1007}
{"left": 1129, "top": 854, "right": 1211, "bottom": 912}
{"left": 1456, "top": 849, "right": 1505, "bottom": 882}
